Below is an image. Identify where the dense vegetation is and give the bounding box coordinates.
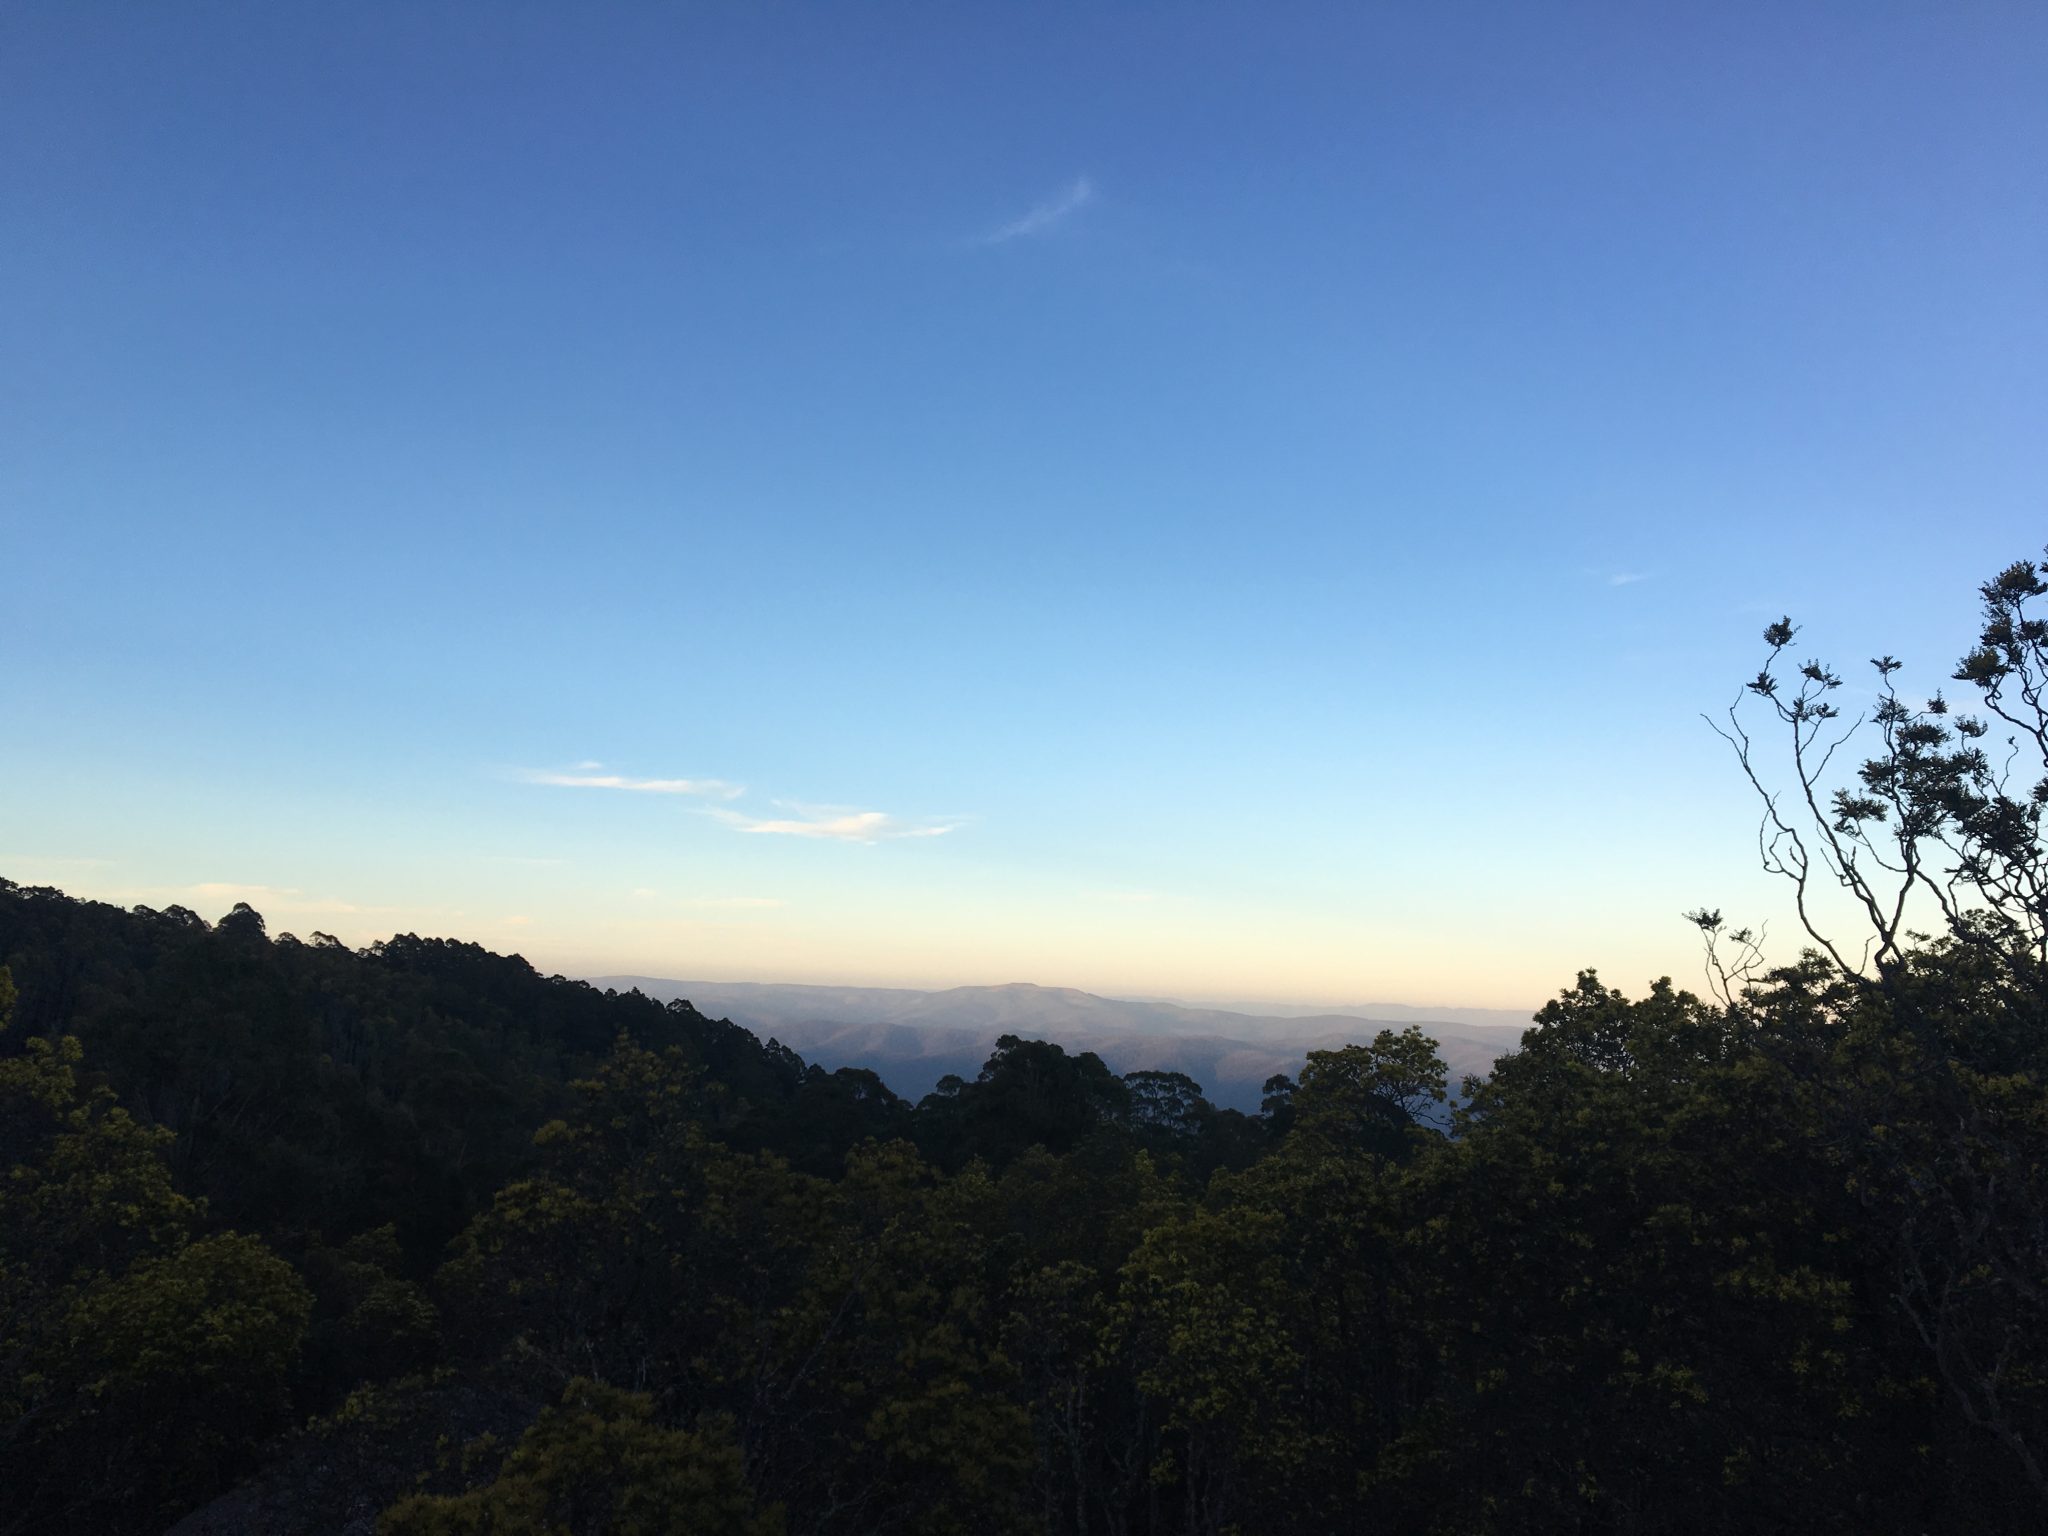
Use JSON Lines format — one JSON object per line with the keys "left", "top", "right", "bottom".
{"left": 5, "top": 557, "right": 2046, "bottom": 1535}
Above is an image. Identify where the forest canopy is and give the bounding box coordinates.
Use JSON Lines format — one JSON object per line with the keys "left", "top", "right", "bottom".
{"left": 3, "top": 553, "right": 2047, "bottom": 1535}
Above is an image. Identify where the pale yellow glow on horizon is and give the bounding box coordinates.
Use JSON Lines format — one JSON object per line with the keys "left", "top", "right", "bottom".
{"left": 12, "top": 857, "right": 1791, "bottom": 1018}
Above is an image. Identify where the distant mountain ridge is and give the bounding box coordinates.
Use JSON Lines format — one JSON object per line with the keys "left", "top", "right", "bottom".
{"left": 583, "top": 976, "right": 1534, "bottom": 1110}
{"left": 1161, "top": 996, "right": 1538, "bottom": 1031}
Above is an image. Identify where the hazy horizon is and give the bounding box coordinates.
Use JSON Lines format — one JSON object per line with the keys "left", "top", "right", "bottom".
{"left": 0, "top": 869, "right": 1544, "bottom": 1017}
{"left": 582, "top": 970, "right": 1541, "bottom": 1029}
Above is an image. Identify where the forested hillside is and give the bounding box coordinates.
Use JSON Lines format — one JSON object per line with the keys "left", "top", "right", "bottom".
{"left": 4, "top": 560, "right": 2048, "bottom": 1534}
{"left": 3, "top": 882, "right": 2040, "bottom": 1535}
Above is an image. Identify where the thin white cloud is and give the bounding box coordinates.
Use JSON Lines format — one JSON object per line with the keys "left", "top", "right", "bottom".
{"left": 523, "top": 769, "right": 744, "bottom": 801}
{"left": 711, "top": 805, "right": 960, "bottom": 844}
{"left": 1608, "top": 571, "right": 1650, "bottom": 587}
{"left": 982, "top": 176, "right": 1096, "bottom": 244}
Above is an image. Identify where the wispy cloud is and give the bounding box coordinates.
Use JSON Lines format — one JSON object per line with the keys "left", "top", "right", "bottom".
{"left": 522, "top": 769, "right": 744, "bottom": 800}
{"left": 981, "top": 176, "right": 1096, "bottom": 244}
{"left": 712, "top": 804, "right": 960, "bottom": 844}
{"left": 1608, "top": 571, "right": 1650, "bottom": 587}
{"left": 518, "top": 766, "right": 956, "bottom": 844}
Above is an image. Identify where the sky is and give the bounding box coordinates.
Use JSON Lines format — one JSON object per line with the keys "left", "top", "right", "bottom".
{"left": 4, "top": 3, "right": 2044, "bottom": 1010}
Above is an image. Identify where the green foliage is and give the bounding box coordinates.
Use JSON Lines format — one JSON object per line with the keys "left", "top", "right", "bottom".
{"left": 1395, "top": 976, "right": 1878, "bottom": 1530}
{"left": 1292, "top": 1024, "right": 1447, "bottom": 1158}
{"left": 62, "top": 1234, "right": 312, "bottom": 1501}
{"left": 380, "top": 1379, "right": 781, "bottom": 1536}
{"left": 0, "top": 1016, "right": 310, "bottom": 1535}
{"left": 302, "top": 1226, "right": 442, "bottom": 1390}
{"left": 436, "top": 1039, "right": 1032, "bottom": 1535}
{"left": 916, "top": 1033, "right": 1130, "bottom": 1170}
{"left": 1118, "top": 1201, "right": 1304, "bottom": 1529}
{"left": 0, "top": 885, "right": 825, "bottom": 1271}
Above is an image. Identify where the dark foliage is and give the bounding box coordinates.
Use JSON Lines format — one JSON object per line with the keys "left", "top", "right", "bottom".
{"left": 0, "top": 889, "right": 904, "bottom": 1271}
{"left": 3, "top": 554, "right": 2044, "bottom": 1536}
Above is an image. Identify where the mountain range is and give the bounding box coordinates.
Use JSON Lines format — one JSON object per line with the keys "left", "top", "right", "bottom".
{"left": 582, "top": 977, "right": 1536, "bottom": 1111}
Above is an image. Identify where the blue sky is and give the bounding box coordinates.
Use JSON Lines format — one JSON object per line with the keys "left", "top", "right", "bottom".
{"left": 5, "top": 3, "right": 2044, "bottom": 1007}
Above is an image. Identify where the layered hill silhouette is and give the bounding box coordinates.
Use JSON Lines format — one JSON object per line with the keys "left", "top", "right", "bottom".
{"left": 587, "top": 977, "right": 1532, "bottom": 1109}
